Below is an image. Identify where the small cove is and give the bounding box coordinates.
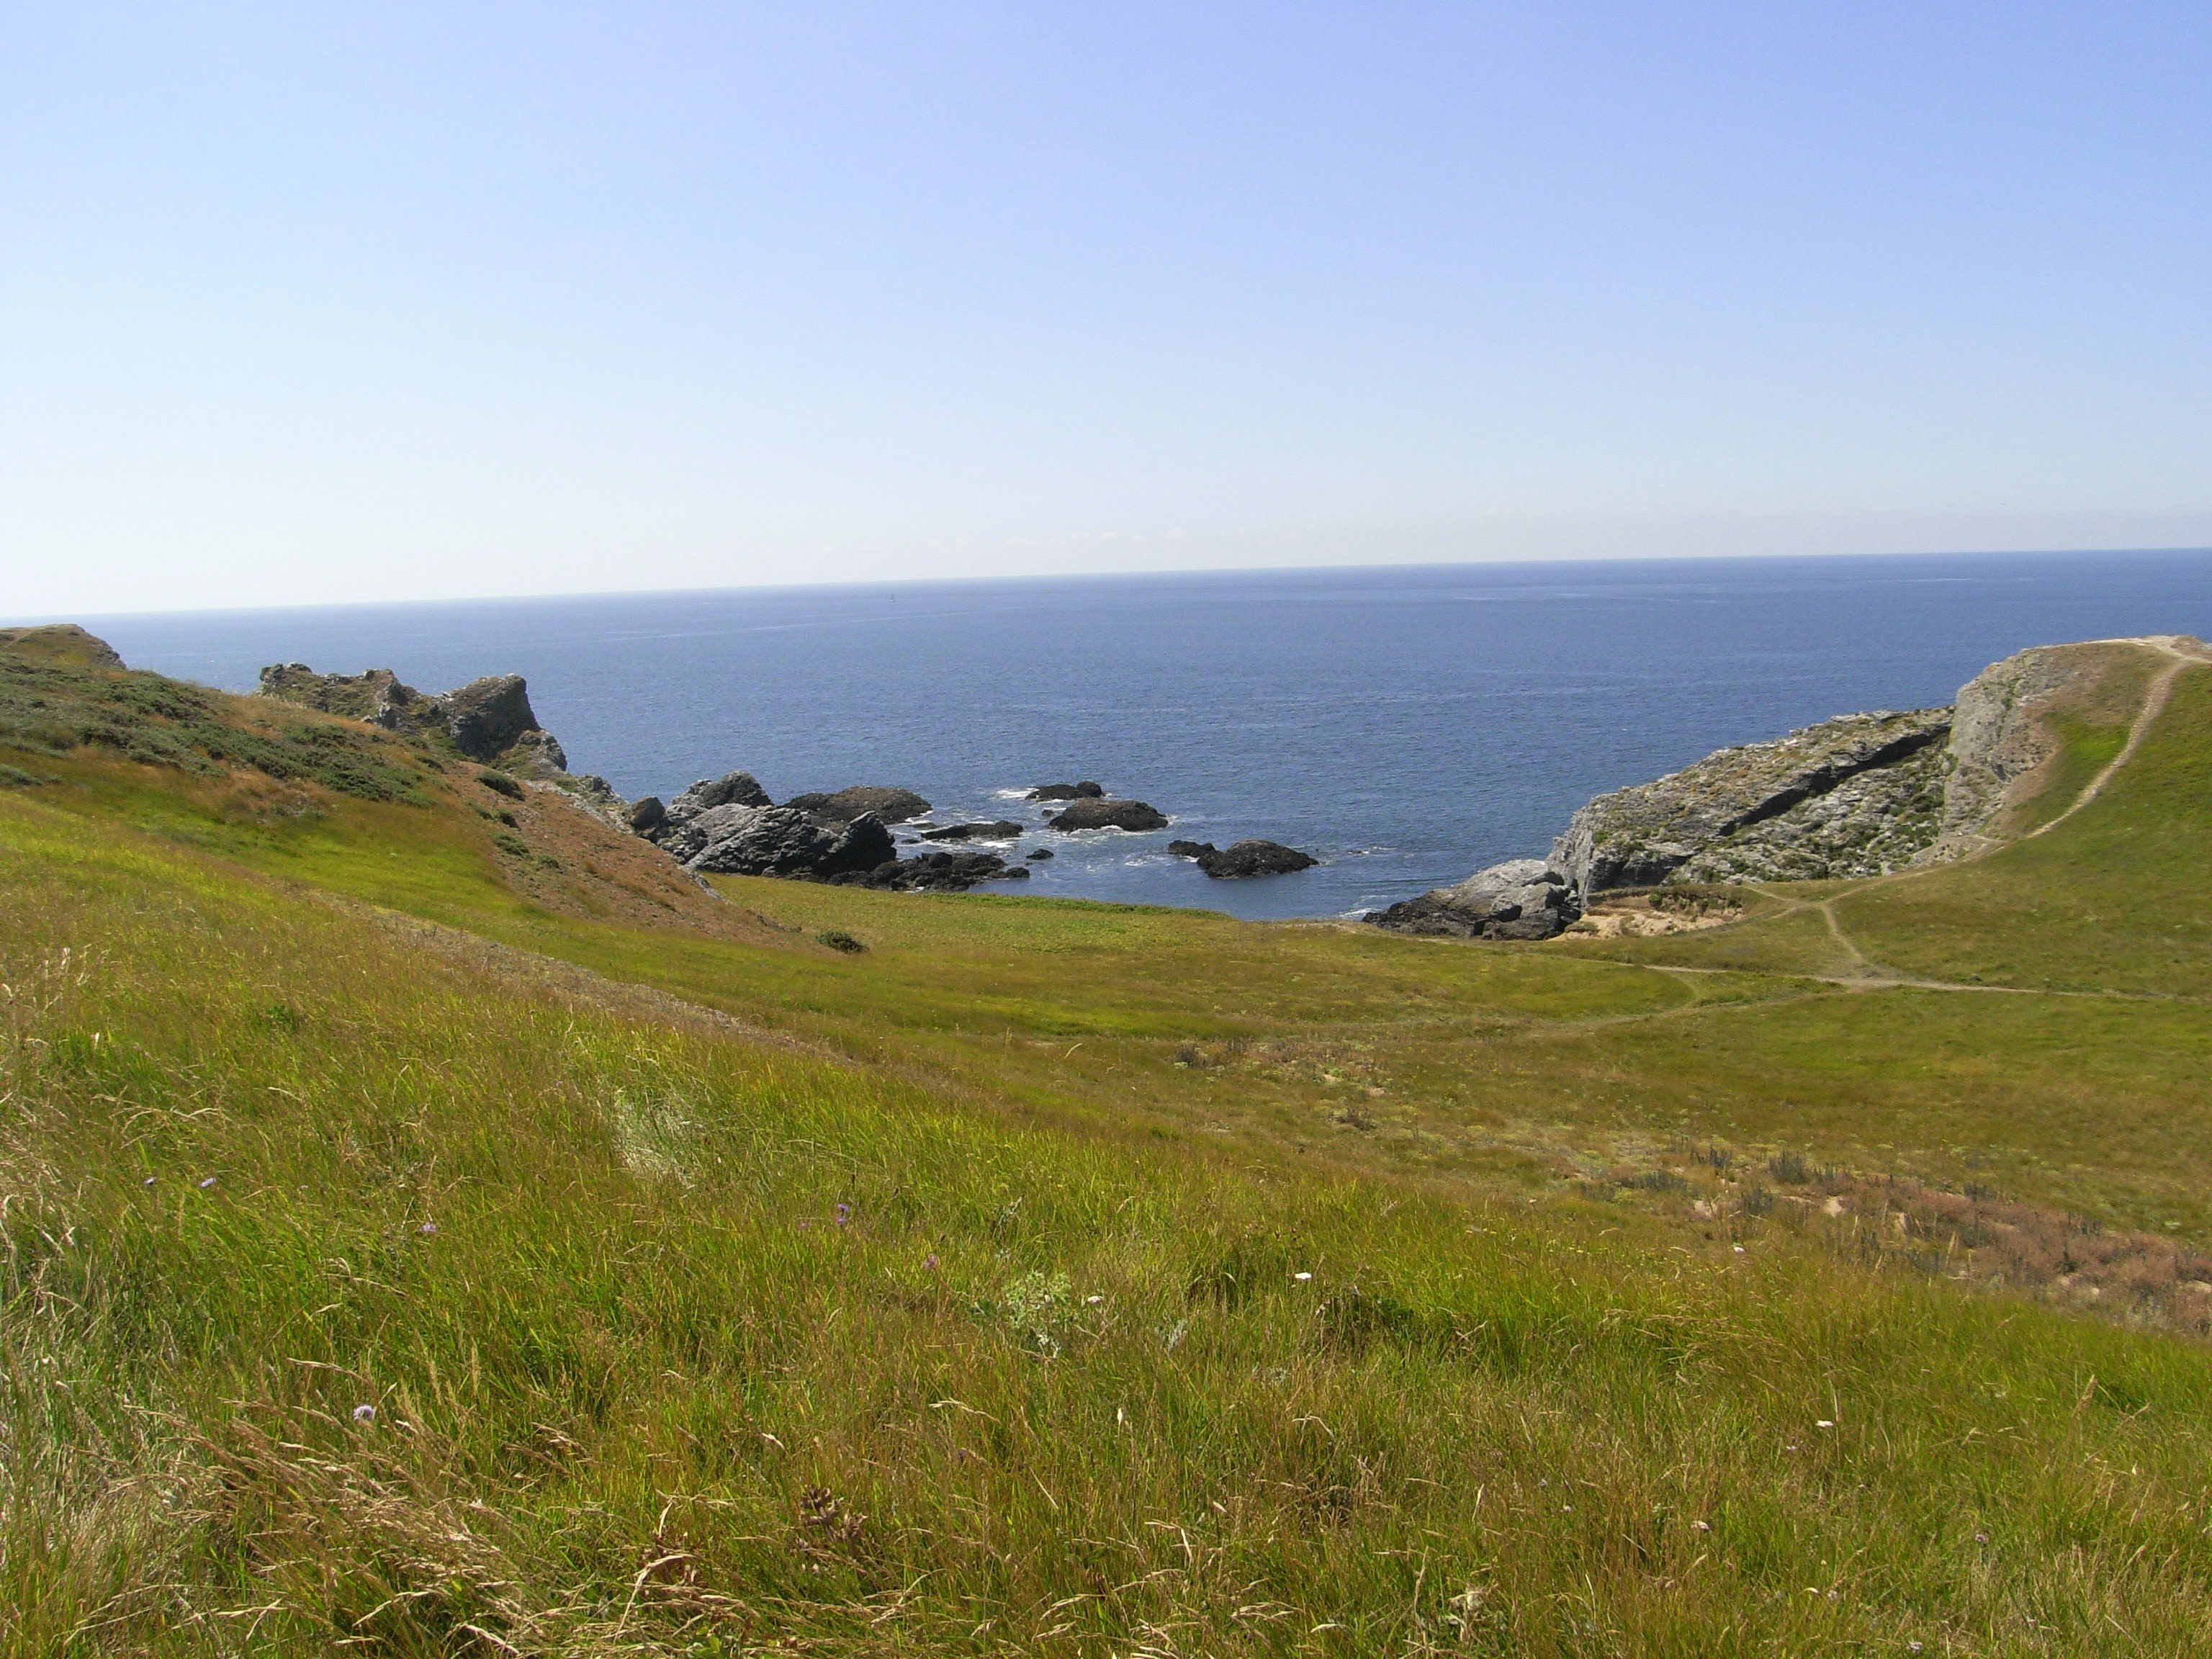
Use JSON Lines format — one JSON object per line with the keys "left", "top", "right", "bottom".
{"left": 89, "top": 549, "right": 2212, "bottom": 920}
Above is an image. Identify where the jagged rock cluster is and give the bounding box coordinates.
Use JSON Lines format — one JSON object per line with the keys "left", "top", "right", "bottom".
{"left": 256, "top": 663, "right": 628, "bottom": 822}
{"left": 261, "top": 664, "right": 1323, "bottom": 891}
{"left": 634, "top": 768, "right": 1026, "bottom": 889}
{"left": 1370, "top": 640, "right": 2150, "bottom": 943}
{"left": 1370, "top": 860, "right": 1578, "bottom": 940}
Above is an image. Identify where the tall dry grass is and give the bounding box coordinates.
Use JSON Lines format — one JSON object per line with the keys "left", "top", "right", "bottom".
{"left": 6, "top": 803, "right": 2212, "bottom": 1654}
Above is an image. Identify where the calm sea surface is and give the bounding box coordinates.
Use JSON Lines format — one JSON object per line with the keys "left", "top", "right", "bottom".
{"left": 84, "top": 551, "right": 2212, "bottom": 920}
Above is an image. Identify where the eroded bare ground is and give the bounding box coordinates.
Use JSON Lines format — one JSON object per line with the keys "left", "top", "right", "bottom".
{"left": 1578, "top": 1151, "right": 2212, "bottom": 1338}
{"left": 1566, "top": 887, "right": 1745, "bottom": 938}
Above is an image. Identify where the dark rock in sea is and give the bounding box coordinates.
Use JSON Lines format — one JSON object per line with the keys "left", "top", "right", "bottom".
{"left": 832, "top": 850, "right": 1028, "bottom": 891}
{"left": 1026, "top": 781, "right": 1105, "bottom": 801}
{"left": 920, "top": 819, "right": 1025, "bottom": 842}
{"left": 1192, "top": 840, "right": 1316, "bottom": 878}
{"left": 1047, "top": 797, "right": 1169, "bottom": 832}
{"left": 785, "top": 785, "right": 932, "bottom": 827}
{"left": 1167, "top": 840, "right": 1212, "bottom": 859}
{"left": 628, "top": 796, "right": 666, "bottom": 835}
{"left": 1026, "top": 848, "right": 1054, "bottom": 860}
{"left": 673, "top": 806, "right": 896, "bottom": 879}
{"left": 1369, "top": 859, "right": 1580, "bottom": 941}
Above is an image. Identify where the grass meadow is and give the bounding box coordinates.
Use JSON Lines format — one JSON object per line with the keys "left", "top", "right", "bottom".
{"left": 4, "top": 631, "right": 2212, "bottom": 1653}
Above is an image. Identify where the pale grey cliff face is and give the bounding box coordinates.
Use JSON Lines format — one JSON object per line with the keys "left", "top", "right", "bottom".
{"left": 1549, "top": 709, "right": 1952, "bottom": 896}
{"left": 1921, "top": 645, "right": 2084, "bottom": 860}
{"left": 1378, "top": 637, "right": 2185, "bottom": 937}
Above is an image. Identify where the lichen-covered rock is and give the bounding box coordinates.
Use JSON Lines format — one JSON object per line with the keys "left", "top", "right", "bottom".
{"left": 665, "top": 770, "right": 773, "bottom": 824}
{"left": 1550, "top": 709, "right": 1951, "bottom": 896}
{"left": 441, "top": 675, "right": 544, "bottom": 763}
{"left": 1671, "top": 738, "right": 1951, "bottom": 884}
{"left": 256, "top": 663, "right": 567, "bottom": 774}
{"left": 256, "top": 665, "right": 449, "bottom": 742}
{"left": 1369, "top": 859, "right": 1579, "bottom": 940}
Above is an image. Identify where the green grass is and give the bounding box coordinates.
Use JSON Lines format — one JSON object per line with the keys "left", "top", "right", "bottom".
{"left": 7, "top": 639, "right": 2212, "bottom": 1650}
{"left": 1835, "top": 665, "right": 2212, "bottom": 995}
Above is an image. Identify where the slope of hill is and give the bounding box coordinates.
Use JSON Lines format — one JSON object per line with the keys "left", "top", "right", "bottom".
{"left": 5, "top": 625, "right": 2212, "bottom": 1654}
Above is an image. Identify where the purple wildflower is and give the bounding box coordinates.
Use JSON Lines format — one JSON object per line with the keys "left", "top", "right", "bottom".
{"left": 351, "top": 1403, "right": 376, "bottom": 1424}
{"left": 835, "top": 1202, "right": 850, "bottom": 1226}
{"left": 925, "top": 1254, "right": 938, "bottom": 1270}
{"left": 197, "top": 1177, "right": 217, "bottom": 1190}
{"left": 418, "top": 1221, "right": 437, "bottom": 1236}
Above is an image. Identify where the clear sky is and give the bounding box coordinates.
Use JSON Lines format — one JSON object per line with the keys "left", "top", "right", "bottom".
{"left": 4, "top": 4, "right": 2210, "bottom": 617}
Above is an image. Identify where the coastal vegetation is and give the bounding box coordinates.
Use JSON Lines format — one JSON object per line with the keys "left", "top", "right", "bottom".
{"left": 6, "top": 624, "right": 2212, "bottom": 1653}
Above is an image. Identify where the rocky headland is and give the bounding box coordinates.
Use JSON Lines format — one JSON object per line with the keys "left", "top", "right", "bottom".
{"left": 1371, "top": 639, "right": 2186, "bottom": 943}
{"left": 256, "top": 670, "right": 1313, "bottom": 894}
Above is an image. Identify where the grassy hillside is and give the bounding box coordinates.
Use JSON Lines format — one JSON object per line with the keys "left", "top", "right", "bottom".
{"left": 5, "top": 629, "right": 2212, "bottom": 1653}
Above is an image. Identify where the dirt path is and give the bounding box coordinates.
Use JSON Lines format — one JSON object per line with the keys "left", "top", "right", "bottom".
{"left": 1757, "top": 637, "right": 2209, "bottom": 986}
{"left": 2026, "top": 637, "right": 2208, "bottom": 840}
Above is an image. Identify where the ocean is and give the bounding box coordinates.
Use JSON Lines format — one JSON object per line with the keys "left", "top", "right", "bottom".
{"left": 84, "top": 549, "right": 2212, "bottom": 921}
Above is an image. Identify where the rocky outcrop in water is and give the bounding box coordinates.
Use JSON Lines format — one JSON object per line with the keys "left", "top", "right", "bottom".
{"left": 1370, "top": 860, "right": 1580, "bottom": 940}
{"left": 1549, "top": 709, "right": 1951, "bottom": 896}
{"left": 1028, "top": 781, "right": 1104, "bottom": 801}
{"left": 1048, "top": 797, "right": 1169, "bottom": 832}
{"left": 786, "top": 786, "right": 932, "bottom": 827}
{"left": 1168, "top": 839, "right": 1317, "bottom": 878}
{"left": 921, "top": 819, "right": 1025, "bottom": 842}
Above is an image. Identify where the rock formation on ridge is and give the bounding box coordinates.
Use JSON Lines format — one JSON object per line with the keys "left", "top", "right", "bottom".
{"left": 256, "top": 661, "right": 633, "bottom": 822}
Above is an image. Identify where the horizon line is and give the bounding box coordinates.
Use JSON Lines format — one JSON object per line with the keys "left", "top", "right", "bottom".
{"left": 23, "top": 541, "right": 2212, "bottom": 630}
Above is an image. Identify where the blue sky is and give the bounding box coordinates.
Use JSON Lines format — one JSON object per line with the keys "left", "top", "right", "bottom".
{"left": 4, "top": 3, "right": 2209, "bottom": 615}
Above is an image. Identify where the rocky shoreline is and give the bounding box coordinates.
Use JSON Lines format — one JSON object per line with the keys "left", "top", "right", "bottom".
{"left": 256, "top": 666, "right": 1321, "bottom": 894}
{"left": 258, "top": 637, "right": 2160, "bottom": 930}
{"left": 1366, "top": 641, "right": 2154, "bottom": 942}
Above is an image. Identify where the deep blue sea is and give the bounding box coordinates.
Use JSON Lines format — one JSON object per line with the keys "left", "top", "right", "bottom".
{"left": 81, "top": 550, "right": 2212, "bottom": 921}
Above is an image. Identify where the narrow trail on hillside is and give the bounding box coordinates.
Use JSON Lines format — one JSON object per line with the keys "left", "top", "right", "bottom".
{"left": 1769, "top": 637, "right": 2209, "bottom": 992}
{"left": 2026, "top": 637, "right": 2208, "bottom": 841}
